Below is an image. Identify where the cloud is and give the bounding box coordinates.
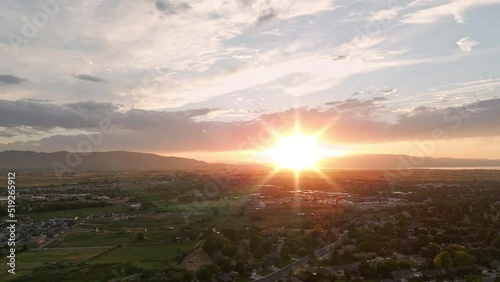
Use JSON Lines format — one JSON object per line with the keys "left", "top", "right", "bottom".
{"left": 325, "top": 97, "right": 387, "bottom": 110}
{"left": 71, "top": 73, "right": 107, "bottom": 83}
{"left": 401, "top": 0, "right": 500, "bottom": 24}
{"left": 0, "top": 75, "right": 28, "bottom": 85}
{"left": 154, "top": 0, "right": 191, "bottom": 16}
{"left": 0, "top": 99, "right": 220, "bottom": 133}
{"left": 369, "top": 8, "right": 400, "bottom": 21}
{"left": 457, "top": 37, "right": 479, "bottom": 52}
{"left": 4, "top": 97, "right": 499, "bottom": 153}
{"left": 0, "top": 131, "right": 16, "bottom": 138}
{"left": 330, "top": 54, "right": 348, "bottom": 61}
{"left": 256, "top": 8, "right": 276, "bottom": 25}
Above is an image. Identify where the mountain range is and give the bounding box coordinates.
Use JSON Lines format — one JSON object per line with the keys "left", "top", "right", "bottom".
{"left": 1, "top": 150, "right": 499, "bottom": 171}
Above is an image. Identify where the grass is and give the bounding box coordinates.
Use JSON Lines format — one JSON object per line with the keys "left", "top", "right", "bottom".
{"left": 91, "top": 242, "right": 197, "bottom": 269}
{"left": 277, "top": 258, "right": 294, "bottom": 268}
{"left": 28, "top": 205, "right": 130, "bottom": 220}
{"left": 237, "top": 275, "right": 254, "bottom": 282}
{"left": 52, "top": 214, "right": 192, "bottom": 248}
{"left": 0, "top": 241, "right": 196, "bottom": 281}
{"left": 0, "top": 247, "right": 108, "bottom": 281}
{"left": 51, "top": 231, "right": 137, "bottom": 248}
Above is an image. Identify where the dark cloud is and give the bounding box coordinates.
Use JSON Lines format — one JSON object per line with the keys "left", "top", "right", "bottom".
{"left": 154, "top": 0, "right": 191, "bottom": 15}
{"left": 71, "top": 73, "right": 107, "bottom": 83}
{"left": 0, "top": 99, "right": 217, "bottom": 132}
{"left": 0, "top": 75, "right": 28, "bottom": 85}
{"left": 0, "top": 100, "right": 115, "bottom": 129}
{"left": 331, "top": 54, "right": 348, "bottom": 61}
{"left": 256, "top": 9, "right": 275, "bottom": 25}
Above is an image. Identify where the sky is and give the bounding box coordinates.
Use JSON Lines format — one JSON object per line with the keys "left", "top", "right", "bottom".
{"left": 0, "top": 0, "right": 500, "bottom": 162}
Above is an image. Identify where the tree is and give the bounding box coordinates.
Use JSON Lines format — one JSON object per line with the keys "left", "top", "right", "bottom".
{"left": 434, "top": 251, "right": 453, "bottom": 270}
{"left": 280, "top": 246, "right": 291, "bottom": 260}
{"left": 342, "top": 250, "right": 354, "bottom": 263}
{"left": 212, "top": 207, "right": 220, "bottom": 217}
{"left": 490, "top": 237, "right": 500, "bottom": 248}
{"left": 221, "top": 228, "right": 236, "bottom": 241}
{"left": 222, "top": 245, "right": 237, "bottom": 258}
{"left": 359, "top": 260, "right": 378, "bottom": 279}
{"left": 312, "top": 224, "right": 324, "bottom": 240}
{"left": 136, "top": 232, "right": 145, "bottom": 241}
{"left": 330, "top": 250, "right": 341, "bottom": 265}
{"left": 253, "top": 246, "right": 265, "bottom": 259}
{"left": 203, "top": 234, "right": 231, "bottom": 255}
{"left": 378, "top": 259, "right": 400, "bottom": 278}
{"left": 453, "top": 251, "right": 474, "bottom": 267}
{"left": 358, "top": 240, "right": 381, "bottom": 252}
{"left": 249, "top": 235, "right": 263, "bottom": 251}
{"left": 413, "top": 235, "right": 431, "bottom": 252}
{"left": 234, "top": 262, "right": 245, "bottom": 274}
{"left": 196, "top": 264, "right": 219, "bottom": 281}
{"left": 399, "top": 261, "right": 412, "bottom": 269}
{"left": 422, "top": 243, "right": 440, "bottom": 259}
{"left": 297, "top": 247, "right": 308, "bottom": 257}
{"left": 262, "top": 241, "right": 272, "bottom": 254}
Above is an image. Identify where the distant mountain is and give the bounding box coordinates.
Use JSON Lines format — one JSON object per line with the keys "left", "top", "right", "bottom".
{"left": 0, "top": 150, "right": 214, "bottom": 171}
{"left": 1, "top": 151, "right": 499, "bottom": 172}
{"left": 318, "top": 154, "right": 500, "bottom": 169}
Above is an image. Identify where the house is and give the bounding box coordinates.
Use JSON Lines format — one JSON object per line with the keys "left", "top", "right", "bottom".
{"left": 390, "top": 269, "right": 412, "bottom": 281}
{"left": 244, "top": 263, "right": 263, "bottom": 275}
{"left": 420, "top": 269, "right": 438, "bottom": 280}
{"left": 354, "top": 252, "right": 377, "bottom": 260}
{"left": 130, "top": 203, "right": 141, "bottom": 209}
{"left": 368, "top": 256, "right": 385, "bottom": 268}
{"left": 410, "top": 256, "right": 427, "bottom": 266}
{"left": 217, "top": 271, "right": 239, "bottom": 282}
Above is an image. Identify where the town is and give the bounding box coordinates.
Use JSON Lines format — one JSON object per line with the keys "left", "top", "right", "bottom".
{"left": 0, "top": 169, "right": 499, "bottom": 282}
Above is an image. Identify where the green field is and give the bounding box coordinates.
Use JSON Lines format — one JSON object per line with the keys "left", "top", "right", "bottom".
{"left": 27, "top": 205, "right": 130, "bottom": 220}
{"left": 0, "top": 247, "right": 108, "bottom": 281}
{"left": 0, "top": 242, "right": 196, "bottom": 281}
{"left": 91, "top": 242, "right": 196, "bottom": 269}
{"left": 51, "top": 215, "right": 190, "bottom": 248}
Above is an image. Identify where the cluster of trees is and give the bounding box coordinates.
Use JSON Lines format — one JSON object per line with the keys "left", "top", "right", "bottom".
{"left": 23, "top": 200, "right": 111, "bottom": 213}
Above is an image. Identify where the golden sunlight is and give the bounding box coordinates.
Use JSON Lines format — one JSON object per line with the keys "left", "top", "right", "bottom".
{"left": 267, "top": 133, "right": 322, "bottom": 171}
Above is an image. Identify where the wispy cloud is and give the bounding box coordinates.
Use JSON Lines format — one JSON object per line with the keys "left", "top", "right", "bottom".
{"left": 401, "top": 0, "right": 500, "bottom": 24}
{"left": 457, "top": 37, "right": 480, "bottom": 52}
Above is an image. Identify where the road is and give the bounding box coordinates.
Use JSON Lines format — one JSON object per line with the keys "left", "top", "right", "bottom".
{"left": 314, "top": 232, "right": 349, "bottom": 260}
{"left": 255, "top": 232, "right": 349, "bottom": 282}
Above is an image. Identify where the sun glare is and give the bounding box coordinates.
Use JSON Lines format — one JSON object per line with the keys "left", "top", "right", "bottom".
{"left": 267, "top": 133, "right": 322, "bottom": 171}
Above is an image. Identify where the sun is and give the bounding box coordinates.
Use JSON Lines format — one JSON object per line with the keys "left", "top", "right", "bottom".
{"left": 267, "top": 133, "right": 322, "bottom": 171}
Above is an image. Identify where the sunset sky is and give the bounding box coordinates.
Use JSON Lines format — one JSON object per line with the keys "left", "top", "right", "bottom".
{"left": 1, "top": 0, "right": 500, "bottom": 163}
